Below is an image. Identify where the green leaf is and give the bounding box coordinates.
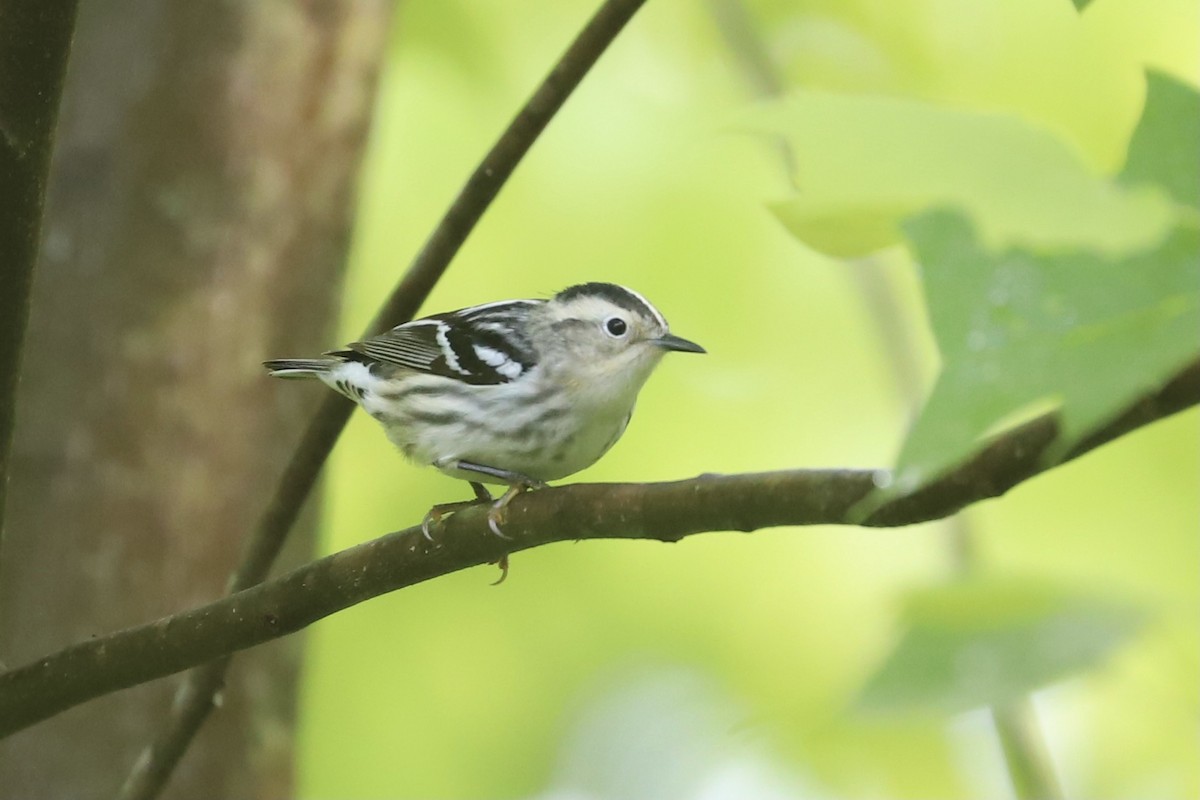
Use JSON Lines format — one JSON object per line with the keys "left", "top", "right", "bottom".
{"left": 745, "top": 91, "right": 1173, "bottom": 257}
{"left": 858, "top": 576, "right": 1146, "bottom": 713}
{"left": 881, "top": 74, "right": 1200, "bottom": 489}
{"left": 1120, "top": 71, "right": 1200, "bottom": 212}
{"left": 892, "top": 211, "right": 1199, "bottom": 488}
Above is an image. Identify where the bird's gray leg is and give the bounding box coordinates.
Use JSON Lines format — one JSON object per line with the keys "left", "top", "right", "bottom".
{"left": 450, "top": 461, "right": 548, "bottom": 491}
{"left": 446, "top": 460, "right": 548, "bottom": 539}
{"left": 424, "top": 464, "right": 535, "bottom": 583}
{"left": 421, "top": 459, "right": 547, "bottom": 543}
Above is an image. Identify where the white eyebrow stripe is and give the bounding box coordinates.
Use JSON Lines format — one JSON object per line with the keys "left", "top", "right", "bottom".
{"left": 617, "top": 284, "right": 667, "bottom": 328}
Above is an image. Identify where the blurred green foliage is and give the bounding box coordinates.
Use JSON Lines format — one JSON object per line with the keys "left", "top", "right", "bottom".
{"left": 749, "top": 91, "right": 1173, "bottom": 256}
{"left": 858, "top": 577, "right": 1145, "bottom": 713}
{"left": 297, "top": 1, "right": 1199, "bottom": 798}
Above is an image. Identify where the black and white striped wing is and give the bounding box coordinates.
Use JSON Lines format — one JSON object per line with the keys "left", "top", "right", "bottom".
{"left": 339, "top": 299, "right": 542, "bottom": 385}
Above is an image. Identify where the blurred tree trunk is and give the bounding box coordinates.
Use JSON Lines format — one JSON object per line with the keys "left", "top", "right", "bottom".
{"left": 0, "top": 1, "right": 392, "bottom": 797}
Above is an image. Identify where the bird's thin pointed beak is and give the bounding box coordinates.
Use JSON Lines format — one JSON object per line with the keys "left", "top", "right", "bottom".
{"left": 653, "top": 333, "right": 706, "bottom": 354}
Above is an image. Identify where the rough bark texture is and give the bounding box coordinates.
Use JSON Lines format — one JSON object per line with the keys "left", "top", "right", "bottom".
{"left": 0, "top": 1, "right": 391, "bottom": 797}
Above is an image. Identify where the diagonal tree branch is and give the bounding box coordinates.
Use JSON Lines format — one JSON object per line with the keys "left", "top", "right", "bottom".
{"left": 116, "top": 1, "right": 653, "bottom": 797}
{"left": 2, "top": 356, "right": 1195, "bottom": 740}
{"left": 0, "top": 1, "right": 80, "bottom": 595}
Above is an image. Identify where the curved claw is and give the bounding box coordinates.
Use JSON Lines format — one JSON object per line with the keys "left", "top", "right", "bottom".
{"left": 422, "top": 497, "right": 485, "bottom": 541}
{"left": 424, "top": 477, "right": 544, "bottom": 541}
{"left": 489, "top": 553, "right": 510, "bottom": 585}
{"left": 485, "top": 481, "right": 541, "bottom": 539}
{"left": 486, "top": 506, "right": 512, "bottom": 540}
{"left": 420, "top": 511, "right": 439, "bottom": 541}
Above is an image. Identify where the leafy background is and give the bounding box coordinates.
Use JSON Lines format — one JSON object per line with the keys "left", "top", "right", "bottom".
{"left": 297, "top": 1, "right": 1198, "bottom": 798}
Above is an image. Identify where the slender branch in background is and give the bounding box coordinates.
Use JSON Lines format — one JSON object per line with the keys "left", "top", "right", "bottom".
{"left": 707, "top": 0, "right": 926, "bottom": 407}
{"left": 116, "top": 1, "right": 652, "bottom": 798}
{"left": 844, "top": 258, "right": 930, "bottom": 417}
{"left": 994, "top": 698, "right": 1066, "bottom": 800}
{"left": 0, "top": 1, "right": 80, "bottom": 601}
{"left": 704, "top": 0, "right": 797, "bottom": 185}
{"left": 705, "top": 2, "right": 1070, "bottom": 795}
{"left": 2, "top": 357, "right": 1196, "bottom": 739}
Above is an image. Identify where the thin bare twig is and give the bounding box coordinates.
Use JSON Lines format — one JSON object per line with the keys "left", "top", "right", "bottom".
{"left": 115, "top": 1, "right": 652, "bottom": 797}
{"left": 2, "top": 356, "right": 1195, "bottom": 739}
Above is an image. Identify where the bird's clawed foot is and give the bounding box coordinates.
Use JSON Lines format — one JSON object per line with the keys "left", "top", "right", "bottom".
{"left": 440, "top": 460, "right": 547, "bottom": 540}
{"left": 485, "top": 479, "right": 547, "bottom": 539}
{"left": 420, "top": 465, "right": 547, "bottom": 584}
{"left": 421, "top": 482, "right": 493, "bottom": 540}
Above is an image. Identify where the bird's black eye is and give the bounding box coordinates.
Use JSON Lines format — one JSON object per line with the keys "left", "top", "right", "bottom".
{"left": 604, "top": 317, "right": 628, "bottom": 337}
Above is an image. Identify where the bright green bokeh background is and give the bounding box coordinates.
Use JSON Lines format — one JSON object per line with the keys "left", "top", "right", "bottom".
{"left": 297, "top": 1, "right": 1199, "bottom": 798}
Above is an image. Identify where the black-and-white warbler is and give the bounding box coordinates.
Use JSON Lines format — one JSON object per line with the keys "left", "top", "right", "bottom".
{"left": 265, "top": 282, "right": 704, "bottom": 538}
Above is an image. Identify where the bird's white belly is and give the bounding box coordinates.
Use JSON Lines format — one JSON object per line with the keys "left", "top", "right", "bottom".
{"left": 429, "top": 406, "right": 632, "bottom": 484}
{"left": 356, "top": 370, "right": 635, "bottom": 484}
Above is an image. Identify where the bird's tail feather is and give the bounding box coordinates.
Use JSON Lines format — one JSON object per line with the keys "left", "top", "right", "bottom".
{"left": 263, "top": 358, "right": 338, "bottom": 379}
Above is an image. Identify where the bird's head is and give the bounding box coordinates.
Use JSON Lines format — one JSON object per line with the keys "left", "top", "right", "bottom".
{"left": 538, "top": 282, "right": 704, "bottom": 402}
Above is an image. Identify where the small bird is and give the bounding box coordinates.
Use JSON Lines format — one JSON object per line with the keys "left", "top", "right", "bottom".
{"left": 265, "top": 282, "right": 704, "bottom": 542}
